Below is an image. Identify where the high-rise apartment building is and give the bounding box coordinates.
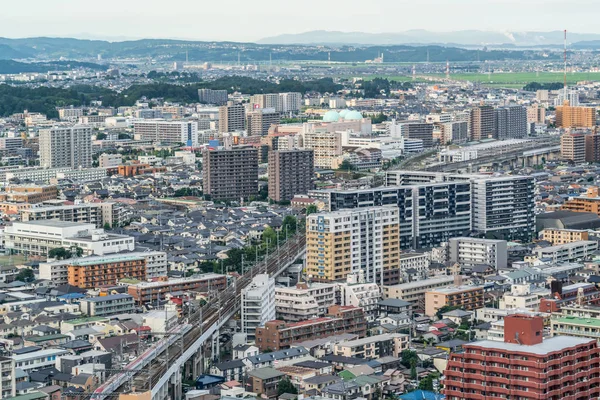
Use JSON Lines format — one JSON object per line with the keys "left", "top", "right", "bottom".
{"left": 554, "top": 88, "right": 580, "bottom": 106}
{"left": 246, "top": 108, "right": 280, "bottom": 136}
{"left": 494, "top": 105, "right": 528, "bottom": 139}
{"left": 250, "top": 93, "right": 302, "bottom": 113}
{"left": 39, "top": 125, "right": 92, "bottom": 168}
{"left": 306, "top": 206, "right": 401, "bottom": 283}
{"left": 560, "top": 133, "right": 586, "bottom": 163}
{"left": 444, "top": 314, "right": 600, "bottom": 400}
{"left": 527, "top": 104, "right": 546, "bottom": 124}
{"left": 469, "top": 174, "right": 535, "bottom": 242}
{"left": 556, "top": 102, "right": 597, "bottom": 128}
{"left": 241, "top": 274, "right": 276, "bottom": 340}
{"left": 268, "top": 150, "right": 314, "bottom": 203}
{"left": 133, "top": 120, "right": 198, "bottom": 146}
{"left": 469, "top": 105, "right": 495, "bottom": 140}
{"left": 202, "top": 147, "right": 258, "bottom": 201}
{"left": 437, "top": 121, "right": 468, "bottom": 145}
{"left": 398, "top": 122, "right": 434, "bottom": 147}
{"left": 218, "top": 102, "right": 246, "bottom": 133}
{"left": 198, "top": 89, "right": 228, "bottom": 105}
{"left": 585, "top": 134, "right": 600, "bottom": 162}
{"left": 313, "top": 181, "right": 472, "bottom": 249}
{"left": 302, "top": 128, "right": 342, "bottom": 169}
{"left": 386, "top": 171, "right": 535, "bottom": 242}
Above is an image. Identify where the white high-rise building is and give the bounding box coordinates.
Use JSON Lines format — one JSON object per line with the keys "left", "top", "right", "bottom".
{"left": 241, "top": 274, "right": 276, "bottom": 340}
{"left": 133, "top": 120, "right": 199, "bottom": 145}
{"left": 39, "top": 125, "right": 92, "bottom": 169}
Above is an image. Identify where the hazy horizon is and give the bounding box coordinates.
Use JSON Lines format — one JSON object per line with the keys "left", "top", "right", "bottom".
{"left": 1, "top": 0, "right": 600, "bottom": 42}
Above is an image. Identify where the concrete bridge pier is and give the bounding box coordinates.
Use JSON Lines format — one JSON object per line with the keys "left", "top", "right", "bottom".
{"left": 169, "top": 370, "right": 182, "bottom": 400}
{"left": 183, "top": 347, "right": 204, "bottom": 381}
{"left": 211, "top": 332, "right": 221, "bottom": 364}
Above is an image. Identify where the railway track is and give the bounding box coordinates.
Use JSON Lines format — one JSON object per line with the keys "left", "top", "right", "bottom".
{"left": 94, "top": 233, "right": 306, "bottom": 398}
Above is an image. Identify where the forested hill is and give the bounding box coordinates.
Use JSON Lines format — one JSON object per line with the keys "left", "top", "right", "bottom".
{"left": 0, "top": 77, "right": 342, "bottom": 118}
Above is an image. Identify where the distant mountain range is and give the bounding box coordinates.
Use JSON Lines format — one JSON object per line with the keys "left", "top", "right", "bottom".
{"left": 257, "top": 30, "right": 600, "bottom": 47}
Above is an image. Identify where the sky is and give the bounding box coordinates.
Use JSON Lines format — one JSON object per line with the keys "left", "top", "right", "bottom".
{"left": 0, "top": 0, "right": 599, "bottom": 42}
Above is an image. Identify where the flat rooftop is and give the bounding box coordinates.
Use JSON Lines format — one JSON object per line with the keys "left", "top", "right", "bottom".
{"left": 555, "top": 316, "right": 600, "bottom": 327}
{"left": 468, "top": 336, "right": 595, "bottom": 355}
{"left": 16, "top": 220, "right": 90, "bottom": 228}
{"left": 384, "top": 275, "right": 454, "bottom": 290}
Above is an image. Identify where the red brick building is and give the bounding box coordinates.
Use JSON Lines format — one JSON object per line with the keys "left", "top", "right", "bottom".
{"left": 255, "top": 305, "right": 366, "bottom": 352}
{"left": 444, "top": 314, "right": 600, "bottom": 400}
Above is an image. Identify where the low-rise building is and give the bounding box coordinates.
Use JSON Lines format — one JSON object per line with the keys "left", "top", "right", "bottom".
{"left": 534, "top": 240, "right": 598, "bottom": 263}
{"left": 333, "top": 333, "right": 409, "bottom": 359}
{"left": 383, "top": 275, "right": 455, "bottom": 309}
{"left": 425, "top": 285, "right": 484, "bottom": 317}
{"left": 246, "top": 368, "right": 286, "bottom": 398}
{"left": 68, "top": 254, "right": 147, "bottom": 289}
{"left": 79, "top": 294, "right": 135, "bottom": 317}
{"left": 255, "top": 306, "right": 367, "bottom": 351}
{"left": 11, "top": 349, "right": 69, "bottom": 372}
{"left": 540, "top": 228, "right": 589, "bottom": 245}
{"left": 40, "top": 251, "right": 167, "bottom": 284}
{"left": 448, "top": 237, "right": 507, "bottom": 269}
{"left": 125, "top": 274, "right": 227, "bottom": 304}
{"left": 275, "top": 282, "right": 336, "bottom": 322}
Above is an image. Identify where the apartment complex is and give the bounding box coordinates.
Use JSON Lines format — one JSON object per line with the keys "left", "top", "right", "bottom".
{"left": 68, "top": 254, "right": 147, "bottom": 289}
{"left": 314, "top": 180, "right": 472, "bottom": 249}
{"left": 398, "top": 122, "right": 434, "bottom": 147}
{"left": 254, "top": 305, "right": 367, "bottom": 351}
{"left": 302, "top": 128, "right": 342, "bottom": 169}
{"left": 437, "top": 121, "right": 468, "bottom": 145}
{"left": 383, "top": 275, "right": 455, "bottom": 307}
{"left": 527, "top": 103, "right": 546, "bottom": 124}
{"left": 268, "top": 149, "right": 314, "bottom": 203}
{"left": 98, "top": 153, "right": 122, "bottom": 168}
{"left": 555, "top": 102, "right": 597, "bottom": 128}
{"left": 494, "top": 105, "right": 528, "bottom": 139}
{"left": 540, "top": 228, "right": 589, "bottom": 245}
{"left": 0, "top": 357, "right": 15, "bottom": 399}
{"left": 534, "top": 240, "right": 598, "bottom": 263}
{"left": 585, "top": 134, "right": 600, "bottom": 162}
{"left": 246, "top": 108, "right": 280, "bottom": 136}
{"left": 561, "top": 186, "right": 600, "bottom": 216}
{"left": 306, "top": 206, "right": 400, "bottom": 283}
{"left": 20, "top": 202, "right": 129, "bottom": 230}
{"left": 241, "top": 274, "right": 276, "bottom": 340}
{"left": 125, "top": 274, "right": 227, "bottom": 304}
{"left": 469, "top": 105, "right": 495, "bottom": 140}
{"left": 425, "top": 284, "right": 484, "bottom": 317}
{"left": 79, "top": 294, "right": 135, "bottom": 317}
{"left": 444, "top": 314, "right": 600, "bottom": 400}
{"left": 39, "top": 125, "right": 92, "bottom": 168}
{"left": 133, "top": 120, "right": 198, "bottom": 146}
{"left": 333, "top": 333, "right": 409, "bottom": 359}
{"left": 560, "top": 133, "right": 586, "bottom": 163}
{"left": 275, "top": 282, "right": 336, "bottom": 322}
{"left": 40, "top": 251, "right": 167, "bottom": 284}
{"left": 250, "top": 93, "right": 302, "bottom": 113}
{"left": 0, "top": 185, "right": 57, "bottom": 204}
{"left": 198, "top": 89, "right": 228, "bottom": 105}
{"left": 448, "top": 237, "right": 508, "bottom": 269}
{"left": 218, "top": 102, "right": 246, "bottom": 133}
{"left": 202, "top": 147, "right": 258, "bottom": 201}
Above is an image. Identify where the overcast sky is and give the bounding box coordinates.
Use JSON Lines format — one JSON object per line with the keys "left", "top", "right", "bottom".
{"left": 0, "top": 0, "right": 598, "bottom": 42}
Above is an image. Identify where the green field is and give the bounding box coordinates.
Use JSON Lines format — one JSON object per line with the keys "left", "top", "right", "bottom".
{"left": 348, "top": 72, "right": 600, "bottom": 87}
